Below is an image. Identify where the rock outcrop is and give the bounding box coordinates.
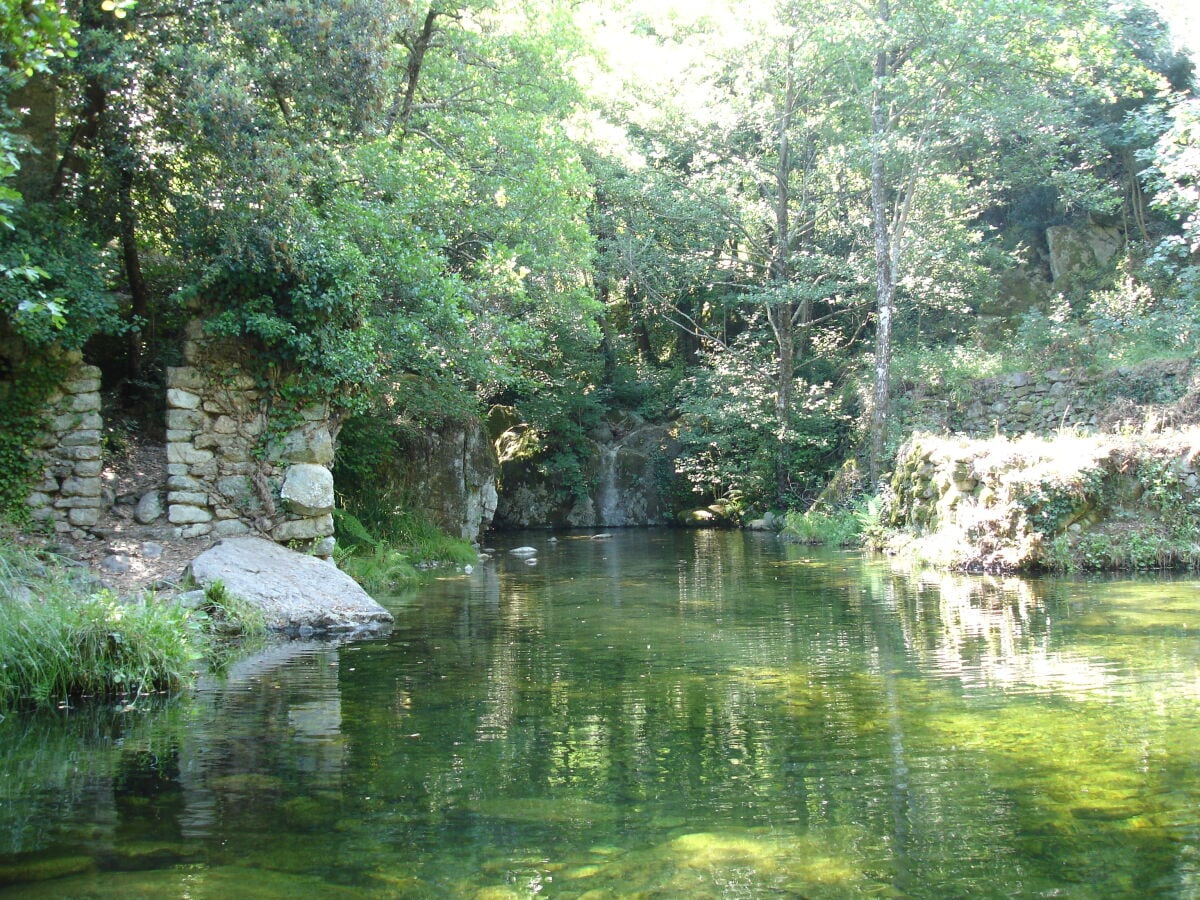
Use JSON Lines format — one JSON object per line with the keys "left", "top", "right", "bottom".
{"left": 189, "top": 537, "right": 393, "bottom": 634}
{"left": 493, "top": 419, "right": 679, "bottom": 529}
{"left": 396, "top": 422, "right": 498, "bottom": 542}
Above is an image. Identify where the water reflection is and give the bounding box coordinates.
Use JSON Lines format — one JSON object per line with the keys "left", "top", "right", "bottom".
{"left": 1, "top": 531, "right": 1199, "bottom": 897}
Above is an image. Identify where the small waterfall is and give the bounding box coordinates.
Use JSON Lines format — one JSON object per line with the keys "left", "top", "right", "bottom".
{"left": 596, "top": 444, "right": 621, "bottom": 526}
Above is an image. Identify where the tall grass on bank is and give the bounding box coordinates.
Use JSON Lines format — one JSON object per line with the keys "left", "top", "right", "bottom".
{"left": 0, "top": 541, "right": 263, "bottom": 712}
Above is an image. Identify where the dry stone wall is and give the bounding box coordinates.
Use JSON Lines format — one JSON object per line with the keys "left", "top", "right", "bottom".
{"left": 912, "top": 358, "right": 1197, "bottom": 438}
{"left": 164, "top": 321, "right": 337, "bottom": 544}
{"left": 25, "top": 357, "right": 104, "bottom": 534}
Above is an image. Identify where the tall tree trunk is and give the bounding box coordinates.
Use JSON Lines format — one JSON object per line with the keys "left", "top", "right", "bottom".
{"left": 768, "top": 36, "right": 797, "bottom": 500}
{"left": 118, "top": 165, "right": 148, "bottom": 381}
{"left": 626, "top": 284, "right": 656, "bottom": 362}
{"left": 868, "top": 0, "right": 894, "bottom": 487}
{"left": 10, "top": 74, "right": 58, "bottom": 204}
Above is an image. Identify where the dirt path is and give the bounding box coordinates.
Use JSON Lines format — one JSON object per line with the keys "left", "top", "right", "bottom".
{"left": 32, "top": 439, "right": 215, "bottom": 597}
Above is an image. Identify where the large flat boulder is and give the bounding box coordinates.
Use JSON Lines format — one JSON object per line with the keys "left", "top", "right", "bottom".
{"left": 189, "top": 537, "right": 393, "bottom": 634}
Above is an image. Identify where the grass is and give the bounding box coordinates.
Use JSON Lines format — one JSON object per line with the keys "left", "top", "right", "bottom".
{"left": 781, "top": 495, "right": 884, "bottom": 550}
{"left": 0, "top": 538, "right": 266, "bottom": 713}
{"left": 334, "top": 509, "right": 476, "bottom": 592}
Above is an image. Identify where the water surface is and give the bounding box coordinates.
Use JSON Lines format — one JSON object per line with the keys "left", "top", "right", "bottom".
{"left": 2, "top": 529, "right": 1199, "bottom": 897}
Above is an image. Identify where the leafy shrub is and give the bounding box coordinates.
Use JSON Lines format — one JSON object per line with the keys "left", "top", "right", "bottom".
{"left": 675, "top": 339, "right": 854, "bottom": 510}
{"left": 781, "top": 494, "right": 883, "bottom": 549}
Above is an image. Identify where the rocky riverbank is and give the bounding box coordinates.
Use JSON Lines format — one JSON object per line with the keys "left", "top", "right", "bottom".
{"left": 885, "top": 428, "right": 1200, "bottom": 573}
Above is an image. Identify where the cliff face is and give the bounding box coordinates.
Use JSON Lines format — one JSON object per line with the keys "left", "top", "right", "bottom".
{"left": 396, "top": 423, "right": 498, "bottom": 543}
{"left": 493, "top": 421, "right": 679, "bottom": 530}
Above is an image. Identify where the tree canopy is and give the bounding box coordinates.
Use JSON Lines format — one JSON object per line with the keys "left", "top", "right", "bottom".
{"left": 1, "top": 0, "right": 1196, "bottom": 520}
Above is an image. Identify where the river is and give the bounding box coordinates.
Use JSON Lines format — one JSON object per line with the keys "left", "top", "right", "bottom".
{"left": 2, "top": 529, "right": 1199, "bottom": 897}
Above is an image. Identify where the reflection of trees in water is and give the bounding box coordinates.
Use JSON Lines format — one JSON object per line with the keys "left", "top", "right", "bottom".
{"left": 0, "top": 699, "right": 188, "bottom": 856}
{"left": 880, "top": 566, "right": 1116, "bottom": 699}
{"left": 0, "top": 641, "right": 352, "bottom": 860}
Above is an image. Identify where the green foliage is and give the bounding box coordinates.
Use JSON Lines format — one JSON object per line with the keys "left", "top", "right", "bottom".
{"left": 0, "top": 352, "right": 68, "bottom": 523}
{"left": 333, "top": 508, "right": 475, "bottom": 593}
{"left": 782, "top": 494, "right": 884, "bottom": 550}
{"left": 675, "top": 332, "right": 854, "bottom": 510}
{"left": 0, "top": 210, "right": 119, "bottom": 350}
{"left": 192, "top": 579, "right": 268, "bottom": 639}
{"left": 0, "top": 539, "right": 282, "bottom": 710}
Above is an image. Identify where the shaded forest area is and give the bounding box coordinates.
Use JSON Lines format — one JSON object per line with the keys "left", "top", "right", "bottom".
{"left": 2, "top": 0, "right": 1198, "bottom": 541}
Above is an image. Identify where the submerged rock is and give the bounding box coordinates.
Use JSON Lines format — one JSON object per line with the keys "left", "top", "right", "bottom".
{"left": 189, "top": 537, "right": 393, "bottom": 633}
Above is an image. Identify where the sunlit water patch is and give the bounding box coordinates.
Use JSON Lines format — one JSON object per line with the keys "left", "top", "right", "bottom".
{"left": 2, "top": 530, "right": 1199, "bottom": 897}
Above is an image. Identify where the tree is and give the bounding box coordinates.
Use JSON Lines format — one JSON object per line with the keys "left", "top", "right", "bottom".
{"left": 850, "top": 0, "right": 1162, "bottom": 482}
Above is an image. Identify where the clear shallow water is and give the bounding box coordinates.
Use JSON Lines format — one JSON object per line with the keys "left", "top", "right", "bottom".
{"left": 2, "top": 529, "right": 1200, "bottom": 898}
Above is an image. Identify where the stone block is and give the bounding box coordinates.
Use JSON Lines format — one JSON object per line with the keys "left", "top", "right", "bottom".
{"left": 167, "top": 388, "right": 202, "bottom": 410}
{"left": 61, "top": 476, "right": 102, "bottom": 498}
{"left": 179, "top": 522, "right": 214, "bottom": 538}
{"left": 26, "top": 491, "right": 51, "bottom": 508}
{"left": 280, "top": 464, "right": 334, "bottom": 516}
{"left": 194, "top": 431, "right": 221, "bottom": 450}
{"left": 68, "top": 507, "right": 101, "bottom": 527}
{"left": 61, "top": 429, "right": 102, "bottom": 448}
{"left": 54, "top": 496, "right": 103, "bottom": 509}
{"left": 270, "top": 425, "right": 335, "bottom": 465}
{"left": 219, "top": 441, "right": 251, "bottom": 464}
{"left": 190, "top": 460, "right": 219, "bottom": 478}
{"left": 168, "top": 474, "right": 204, "bottom": 491}
{"left": 168, "top": 490, "right": 209, "bottom": 506}
{"left": 272, "top": 514, "right": 334, "bottom": 541}
{"left": 167, "top": 408, "right": 205, "bottom": 431}
{"left": 215, "top": 475, "right": 251, "bottom": 498}
{"left": 167, "top": 463, "right": 190, "bottom": 477}
{"left": 213, "top": 415, "right": 239, "bottom": 435}
{"left": 169, "top": 505, "right": 214, "bottom": 525}
{"left": 61, "top": 374, "right": 98, "bottom": 396}
{"left": 72, "top": 460, "right": 104, "bottom": 478}
{"left": 65, "top": 445, "right": 101, "bottom": 461}
{"left": 136, "top": 491, "right": 165, "bottom": 524}
{"left": 167, "top": 443, "right": 214, "bottom": 465}
{"left": 67, "top": 392, "right": 101, "bottom": 413}
{"left": 215, "top": 519, "right": 252, "bottom": 537}
{"left": 167, "top": 366, "right": 206, "bottom": 391}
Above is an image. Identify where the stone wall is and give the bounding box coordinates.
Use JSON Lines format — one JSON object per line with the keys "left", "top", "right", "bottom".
{"left": 25, "top": 357, "right": 104, "bottom": 534}
{"left": 164, "top": 322, "right": 337, "bottom": 544}
{"left": 912, "top": 357, "right": 1197, "bottom": 438}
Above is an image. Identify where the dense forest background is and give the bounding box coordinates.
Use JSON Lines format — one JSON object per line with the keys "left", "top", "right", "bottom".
{"left": 2, "top": 0, "right": 1198, "bottom": 537}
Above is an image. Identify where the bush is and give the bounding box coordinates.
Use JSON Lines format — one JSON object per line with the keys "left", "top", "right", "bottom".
{"left": 781, "top": 494, "right": 884, "bottom": 550}
{"left": 333, "top": 509, "right": 476, "bottom": 593}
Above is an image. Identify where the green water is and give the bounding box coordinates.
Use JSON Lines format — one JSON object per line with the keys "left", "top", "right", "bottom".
{"left": 2, "top": 529, "right": 1199, "bottom": 898}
